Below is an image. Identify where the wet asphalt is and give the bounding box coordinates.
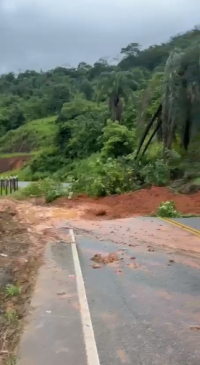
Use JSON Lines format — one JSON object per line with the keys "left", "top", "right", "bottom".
{"left": 17, "top": 242, "right": 87, "bottom": 365}
{"left": 172, "top": 217, "right": 200, "bottom": 231}
{"left": 76, "top": 233, "right": 200, "bottom": 365}
{"left": 17, "top": 225, "right": 200, "bottom": 365}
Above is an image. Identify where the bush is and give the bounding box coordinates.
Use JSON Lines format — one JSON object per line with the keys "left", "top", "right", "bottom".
{"left": 70, "top": 156, "right": 137, "bottom": 197}
{"left": 141, "top": 159, "right": 170, "bottom": 186}
{"left": 14, "top": 178, "right": 71, "bottom": 203}
{"left": 100, "top": 120, "right": 135, "bottom": 160}
{"left": 156, "top": 201, "right": 181, "bottom": 217}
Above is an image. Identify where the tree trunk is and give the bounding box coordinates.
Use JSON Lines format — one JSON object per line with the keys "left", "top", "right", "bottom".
{"left": 110, "top": 96, "right": 123, "bottom": 122}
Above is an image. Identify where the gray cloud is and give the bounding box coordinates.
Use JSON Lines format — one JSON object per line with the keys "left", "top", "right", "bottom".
{"left": 1, "top": 0, "right": 200, "bottom": 73}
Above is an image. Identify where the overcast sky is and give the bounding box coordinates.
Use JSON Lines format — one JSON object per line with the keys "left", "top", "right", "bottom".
{"left": 0, "top": 0, "right": 200, "bottom": 73}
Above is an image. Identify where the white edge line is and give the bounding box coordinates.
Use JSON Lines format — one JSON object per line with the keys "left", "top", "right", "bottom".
{"left": 69, "top": 229, "right": 100, "bottom": 365}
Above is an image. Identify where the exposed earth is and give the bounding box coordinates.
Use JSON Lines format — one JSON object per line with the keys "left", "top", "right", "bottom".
{"left": 0, "top": 156, "right": 30, "bottom": 174}
{"left": 0, "top": 188, "right": 200, "bottom": 364}
{"left": 53, "top": 186, "right": 200, "bottom": 219}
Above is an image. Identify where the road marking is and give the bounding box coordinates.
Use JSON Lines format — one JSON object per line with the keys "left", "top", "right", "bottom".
{"left": 70, "top": 229, "right": 100, "bottom": 365}
{"left": 161, "top": 218, "right": 200, "bottom": 238}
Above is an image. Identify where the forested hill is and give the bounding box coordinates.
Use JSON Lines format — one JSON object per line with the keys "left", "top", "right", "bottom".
{"left": 1, "top": 27, "right": 200, "bottom": 127}
{"left": 0, "top": 27, "right": 200, "bottom": 194}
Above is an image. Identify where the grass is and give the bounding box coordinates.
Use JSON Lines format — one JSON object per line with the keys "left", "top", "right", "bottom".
{"left": 0, "top": 152, "right": 33, "bottom": 158}
{"left": 5, "top": 284, "right": 21, "bottom": 297}
{"left": 0, "top": 116, "right": 57, "bottom": 154}
{"left": 4, "top": 309, "right": 19, "bottom": 324}
{"left": 5, "top": 356, "right": 17, "bottom": 365}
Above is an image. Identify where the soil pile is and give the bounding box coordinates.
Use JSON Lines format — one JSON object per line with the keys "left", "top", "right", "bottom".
{"left": 54, "top": 187, "right": 200, "bottom": 219}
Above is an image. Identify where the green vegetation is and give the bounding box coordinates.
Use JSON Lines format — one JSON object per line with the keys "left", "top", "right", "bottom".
{"left": 5, "top": 356, "right": 17, "bottom": 365}
{"left": 1, "top": 27, "right": 200, "bottom": 197}
{"left": 4, "top": 310, "right": 19, "bottom": 325}
{"left": 5, "top": 284, "right": 21, "bottom": 297}
{"left": 155, "top": 200, "right": 199, "bottom": 218}
{"left": 156, "top": 201, "right": 181, "bottom": 218}
{"left": 14, "top": 178, "right": 71, "bottom": 202}
{"left": 0, "top": 116, "right": 57, "bottom": 154}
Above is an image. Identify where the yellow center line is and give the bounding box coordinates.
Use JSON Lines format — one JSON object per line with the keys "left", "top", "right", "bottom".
{"left": 160, "top": 218, "right": 200, "bottom": 238}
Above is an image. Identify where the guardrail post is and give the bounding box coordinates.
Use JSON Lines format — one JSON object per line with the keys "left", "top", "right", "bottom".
{"left": 0, "top": 176, "right": 19, "bottom": 195}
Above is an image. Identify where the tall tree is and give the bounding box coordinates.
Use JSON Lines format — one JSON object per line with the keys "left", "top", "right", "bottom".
{"left": 97, "top": 70, "right": 138, "bottom": 122}
{"left": 135, "top": 45, "right": 200, "bottom": 158}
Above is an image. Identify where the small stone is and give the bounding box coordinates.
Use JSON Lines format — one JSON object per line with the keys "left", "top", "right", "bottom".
{"left": 147, "top": 247, "right": 154, "bottom": 252}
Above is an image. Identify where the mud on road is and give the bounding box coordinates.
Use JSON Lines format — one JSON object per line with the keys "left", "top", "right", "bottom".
{"left": 0, "top": 189, "right": 200, "bottom": 364}
{"left": 53, "top": 186, "right": 200, "bottom": 219}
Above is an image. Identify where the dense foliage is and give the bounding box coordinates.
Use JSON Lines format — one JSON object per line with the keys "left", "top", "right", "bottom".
{"left": 1, "top": 27, "right": 200, "bottom": 196}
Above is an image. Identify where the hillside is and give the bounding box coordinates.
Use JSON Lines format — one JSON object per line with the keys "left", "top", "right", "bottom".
{"left": 0, "top": 27, "right": 200, "bottom": 193}
{"left": 0, "top": 116, "right": 57, "bottom": 154}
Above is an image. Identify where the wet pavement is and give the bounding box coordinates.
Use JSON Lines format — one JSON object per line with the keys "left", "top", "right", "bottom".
{"left": 171, "top": 217, "right": 200, "bottom": 231}
{"left": 17, "top": 242, "right": 87, "bottom": 365}
{"left": 69, "top": 216, "right": 200, "bottom": 256}
{"left": 76, "top": 233, "right": 200, "bottom": 365}
{"left": 17, "top": 216, "right": 200, "bottom": 365}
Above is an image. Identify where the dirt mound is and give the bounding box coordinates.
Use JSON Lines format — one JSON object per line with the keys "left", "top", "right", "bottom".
{"left": 0, "top": 155, "right": 30, "bottom": 173}
{"left": 54, "top": 187, "right": 200, "bottom": 219}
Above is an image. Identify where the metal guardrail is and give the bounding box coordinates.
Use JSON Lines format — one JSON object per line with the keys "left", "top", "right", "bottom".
{"left": 0, "top": 176, "right": 19, "bottom": 195}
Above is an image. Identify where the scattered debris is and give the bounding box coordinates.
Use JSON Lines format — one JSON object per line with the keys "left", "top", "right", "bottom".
{"left": 92, "top": 263, "right": 101, "bottom": 269}
{"left": 126, "top": 263, "right": 138, "bottom": 269}
{"left": 46, "top": 310, "right": 51, "bottom": 314}
{"left": 130, "top": 256, "right": 136, "bottom": 260}
{"left": 190, "top": 326, "right": 200, "bottom": 330}
{"left": 0, "top": 253, "right": 8, "bottom": 258}
{"left": 91, "top": 252, "right": 119, "bottom": 265}
{"left": 147, "top": 246, "right": 155, "bottom": 252}
{"left": 169, "top": 259, "right": 175, "bottom": 263}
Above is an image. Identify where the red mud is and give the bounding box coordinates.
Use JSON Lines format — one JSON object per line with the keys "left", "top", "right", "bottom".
{"left": 55, "top": 187, "right": 200, "bottom": 219}
{"left": 0, "top": 156, "right": 30, "bottom": 173}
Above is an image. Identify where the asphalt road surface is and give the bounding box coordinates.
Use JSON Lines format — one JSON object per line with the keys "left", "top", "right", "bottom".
{"left": 73, "top": 232, "right": 200, "bottom": 365}
{"left": 18, "top": 181, "right": 69, "bottom": 188}
{"left": 172, "top": 217, "right": 200, "bottom": 231}
{"left": 17, "top": 216, "right": 200, "bottom": 365}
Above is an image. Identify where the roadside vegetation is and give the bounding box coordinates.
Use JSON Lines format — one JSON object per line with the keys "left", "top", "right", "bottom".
{"left": 0, "top": 28, "right": 200, "bottom": 197}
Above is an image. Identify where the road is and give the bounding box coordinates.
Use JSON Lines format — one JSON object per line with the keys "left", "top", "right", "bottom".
{"left": 75, "top": 232, "right": 200, "bottom": 365}
{"left": 18, "top": 181, "right": 69, "bottom": 188}
{"left": 18, "top": 219, "right": 200, "bottom": 365}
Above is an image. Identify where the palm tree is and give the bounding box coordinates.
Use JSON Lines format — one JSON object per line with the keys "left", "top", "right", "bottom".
{"left": 97, "top": 70, "right": 138, "bottom": 122}
{"left": 135, "top": 45, "right": 200, "bottom": 159}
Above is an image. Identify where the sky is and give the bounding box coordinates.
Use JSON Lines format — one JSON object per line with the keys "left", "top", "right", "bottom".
{"left": 1, "top": 0, "right": 200, "bottom": 73}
